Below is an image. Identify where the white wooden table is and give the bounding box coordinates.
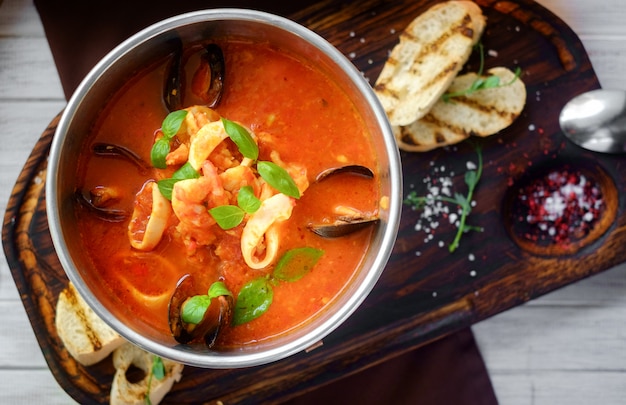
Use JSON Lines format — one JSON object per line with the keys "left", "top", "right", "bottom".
{"left": 0, "top": 0, "right": 624, "bottom": 403}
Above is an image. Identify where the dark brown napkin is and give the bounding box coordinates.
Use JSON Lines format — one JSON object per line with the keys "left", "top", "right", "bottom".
{"left": 284, "top": 329, "right": 498, "bottom": 405}
{"left": 34, "top": 1, "right": 498, "bottom": 404}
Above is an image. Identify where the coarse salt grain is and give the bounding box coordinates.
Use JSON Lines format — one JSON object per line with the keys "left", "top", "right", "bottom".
{"left": 407, "top": 157, "right": 482, "bottom": 248}
{"left": 511, "top": 168, "right": 605, "bottom": 246}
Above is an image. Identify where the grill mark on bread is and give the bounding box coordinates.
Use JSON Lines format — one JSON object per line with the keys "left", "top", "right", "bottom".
{"left": 447, "top": 96, "right": 523, "bottom": 121}
{"left": 376, "top": 12, "right": 477, "bottom": 110}
{"left": 423, "top": 114, "right": 474, "bottom": 138}
{"left": 63, "top": 285, "right": 104, "bottom": 352}
{"left": 374, "top": 1, "right": 488, "bottom": 127}
{"left": 405, "top": 14, "right": 476, "bottom": 69}
{"left": 373, "top": 81, "right": 400, "bottom": 100}
{"left": 399, "top": 127, "right": 421, "bottom": 146}
{"left": 413, "top": 61, "right": 460, "bottom": 92}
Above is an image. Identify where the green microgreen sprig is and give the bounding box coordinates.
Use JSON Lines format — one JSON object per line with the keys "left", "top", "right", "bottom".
{"left": 404, "top": 145, "right": 484, "bottom": 252}
{"left": 145, "top": 355, "right": 165, "bottom": 405}
{"left": 442, "top": 43, "right": 522, "bottom": 102}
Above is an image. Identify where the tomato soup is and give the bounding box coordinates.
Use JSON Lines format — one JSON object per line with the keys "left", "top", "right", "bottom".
{"left": 75, "top": 40, "right": 380, "bottom": 348}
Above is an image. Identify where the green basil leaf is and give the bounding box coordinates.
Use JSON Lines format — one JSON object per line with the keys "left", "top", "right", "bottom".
{"left": 273, "top": 247, "right": 324, "bottom": 282}
{"left": 257, "top": 161, "right": 300, "bottom": 199}
{"left": 156, "top": 163, "right": 200, "bottom": 200}
{"left": 157, "top": 178, "right": 177, "bottom": 200}
{"left": 151, "top": 356, "right": 165, "bottom": 380}
{"left": 150, "top": 138, "right": 171, "bottom": 169}
{"left": 208, "top": 281, "right": 233, "bottom": 299}
{"left": 172, "top": 162, "right": 200, "bottom": 180}
{"left": 181, "top": 295, "right": 211, "bottom": 324}
{"left": 209, "top": 205, "right": 245, "bottom": 229}
{"left": 233, "top": 277, "right": 273, "bottom": 325}
{"left": 162, "top": 110, "right": 188, "bottom": 139}
{"left": 222, "top": 118, "right": 259, "bottom": 161}
{"left": 237, "top": 185, "right": 261, "bottom": 213}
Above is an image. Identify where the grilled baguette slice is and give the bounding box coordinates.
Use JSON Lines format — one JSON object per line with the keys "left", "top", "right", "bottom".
{"left": 374, "top": 1, "right": 486, "bottom": 126}
{"left": 110, "top": 343, "right": 184, "bottom": 405}
{"left": 55, "top": 282, "right": 126, "bottom": 366}
{"left": 394, "top": 67, "right": 527, "bottom": 152}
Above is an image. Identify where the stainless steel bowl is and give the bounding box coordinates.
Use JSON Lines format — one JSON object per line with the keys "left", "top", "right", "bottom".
{"left": 46, "top": 9, "right": 402, "bottom": 368}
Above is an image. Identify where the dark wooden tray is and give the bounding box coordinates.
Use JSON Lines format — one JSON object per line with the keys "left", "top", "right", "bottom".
{"left": 4, "top": 0, "right": 625, "bottom": 403}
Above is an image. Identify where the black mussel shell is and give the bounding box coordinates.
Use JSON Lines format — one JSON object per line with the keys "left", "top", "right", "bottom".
{"left": 191, "top": 44, "right": 225, "bottom": 108}
{"left": 168, "top": 274, "right": 233, "bottom": 347}
{"left": 92, "top": 143, "right": 150, "bottom": 174}
{"left": 315, "top": 165, "right": 374, "bottom": 183}
{"left": 164, "top": 37, "right": 184, "bottom": 112}
{"left": 308, "top": 217, "right": 380, "bottom": 238}
{"left": 74, "top": 189, "right": 128, "bottom": 222}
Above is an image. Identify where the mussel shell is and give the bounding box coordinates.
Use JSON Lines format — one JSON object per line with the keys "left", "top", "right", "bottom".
{"left": 74, "top": 190, "right": 128, "bottom": 222}
{"left": 168, "top": 274, "right": 233, "bottom": 347}
{"left": 315, "top": 165, "right": 374, "bottom": 183}
{"left": 309, "top": 164, "right": 378, "bottom": 237}
{"left": 163, "top": 37, "right": 184, "bottom": 112}
{"left": 308, "top": 217, "right": 380, "bottom": 238}
{"left": 191, "top": 43, "right": 225, "bottom": 108}
{"left": 92, "top": 143, "right": 150, "bottom": 174}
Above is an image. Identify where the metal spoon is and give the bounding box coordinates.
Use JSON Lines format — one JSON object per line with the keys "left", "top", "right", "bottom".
{"left": 559, "top": 89, "right": 626, "bottom": 153}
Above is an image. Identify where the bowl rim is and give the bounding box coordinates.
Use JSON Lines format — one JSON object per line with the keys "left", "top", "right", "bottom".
{"left": 46, "top": 8, "right": 402, "bottom": 368}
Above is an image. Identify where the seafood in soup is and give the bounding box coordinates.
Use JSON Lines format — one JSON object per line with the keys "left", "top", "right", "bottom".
{"left": 75, "top": 39, "right": 383, "bottom": 348}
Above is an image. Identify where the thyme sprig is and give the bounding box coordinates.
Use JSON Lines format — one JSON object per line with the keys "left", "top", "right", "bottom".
{"left": 442, "top": 43, "right": 522, "bottom": 102}
{"left": 404, "top": 145, "right": 484, "bottom": 252}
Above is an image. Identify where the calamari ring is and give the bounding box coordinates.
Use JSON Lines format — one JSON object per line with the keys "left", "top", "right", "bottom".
{"left": 188, "top": 120, "right": 229, "bottom": 171}
{"left": 241, "top": 193, "right": 294, "bottom": 269}
{"left": 128, "top": 181, "right": 172, "bottom": 251}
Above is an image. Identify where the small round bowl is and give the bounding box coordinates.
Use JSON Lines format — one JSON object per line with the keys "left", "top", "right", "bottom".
{"left": 46, "top": 9, "right": 401, "bottom": 368}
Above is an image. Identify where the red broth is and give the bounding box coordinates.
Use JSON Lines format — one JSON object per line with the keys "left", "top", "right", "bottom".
{"left": 75, "top": 40, "right": 380, "bottom": 347}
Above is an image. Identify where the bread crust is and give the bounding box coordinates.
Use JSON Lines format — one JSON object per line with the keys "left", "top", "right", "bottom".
{"left": 55, "top": 282, "right": 126, "bottom": 366}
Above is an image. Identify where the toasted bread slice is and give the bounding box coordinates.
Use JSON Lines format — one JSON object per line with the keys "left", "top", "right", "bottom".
{"left": 55, "top": 282, "right": 126, "bottom": 366}
{"left": 374, "top": 1, "right": 486, "bottom": 126}
{"left": 110, "top": 343, "right": 184, "bottom": 405}
{"left": 394, "top": 67, "right": 526, "bottom": 152}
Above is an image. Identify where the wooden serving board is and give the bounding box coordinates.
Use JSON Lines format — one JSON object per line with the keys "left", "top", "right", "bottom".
{"left": 4, "top": 0, "right": 625, "bottom": 403}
